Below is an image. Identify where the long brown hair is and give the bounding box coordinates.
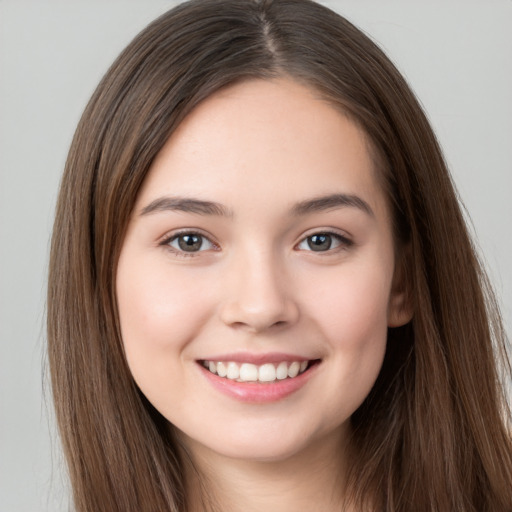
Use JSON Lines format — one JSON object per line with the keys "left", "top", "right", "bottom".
{"left": 47, "top": 0, "right": 512, "bottom": 510}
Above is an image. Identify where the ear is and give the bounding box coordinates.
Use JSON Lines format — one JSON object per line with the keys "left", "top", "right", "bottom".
{"left": 387, "top": 243, "right": 414, "bottom": 327}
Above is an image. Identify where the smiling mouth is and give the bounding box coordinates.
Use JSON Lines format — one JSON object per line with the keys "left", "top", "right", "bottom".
{"left": 200, "top": 360, "right": 319, "bottom": 383}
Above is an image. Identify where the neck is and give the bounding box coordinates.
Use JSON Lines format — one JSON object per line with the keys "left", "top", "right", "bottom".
{"left": 180, "top": 427, "right": 353, "bottom": 512}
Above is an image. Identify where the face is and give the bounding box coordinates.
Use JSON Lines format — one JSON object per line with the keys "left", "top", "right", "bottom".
{"left": 116, "top": 78, "right": 410, "bottom": 464}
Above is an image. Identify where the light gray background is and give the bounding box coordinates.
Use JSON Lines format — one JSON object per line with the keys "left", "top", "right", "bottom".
{"left": 1, "top": 1, "right": 511, "bottom": 510}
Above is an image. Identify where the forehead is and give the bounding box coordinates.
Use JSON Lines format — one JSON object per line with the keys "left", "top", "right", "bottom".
{"left": 136, "top": 78, "right": 386, "bottom": 219}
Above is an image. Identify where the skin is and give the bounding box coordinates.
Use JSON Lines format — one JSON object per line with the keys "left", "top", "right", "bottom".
{"left": 116, "top": 78, "right": 411, "bottom": 511}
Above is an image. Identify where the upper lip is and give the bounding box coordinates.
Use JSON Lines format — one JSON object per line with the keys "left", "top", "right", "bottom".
{"left": 198, "top": 352, "right": 318, "bottom": 365}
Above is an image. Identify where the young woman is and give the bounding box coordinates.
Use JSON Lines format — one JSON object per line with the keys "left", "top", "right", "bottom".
{"left": 47, "top": 0, "right": 512, "bottom": 510}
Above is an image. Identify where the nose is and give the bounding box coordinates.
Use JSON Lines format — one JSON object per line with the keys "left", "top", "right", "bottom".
{"left": 218, "top": 249, "right": 300, "bottom": 333}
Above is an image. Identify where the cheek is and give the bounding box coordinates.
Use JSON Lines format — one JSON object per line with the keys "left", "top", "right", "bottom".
{"left": 115, "top": 253, "right": 224, "bottom": 422}
{"left": 308, "top": 261, "right": 392, "bottom": 339}
{"left": 303, "top": 260, "right": 392, "bottom": 401}
{"left": 116, "top": 253, "right": 216, "bottom": 371}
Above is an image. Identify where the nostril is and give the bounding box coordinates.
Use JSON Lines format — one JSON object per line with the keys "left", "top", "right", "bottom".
{"left": 218, "top": 288, "right": 300, "bottom": 333}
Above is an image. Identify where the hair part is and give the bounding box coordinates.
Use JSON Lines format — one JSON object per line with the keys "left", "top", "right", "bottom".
{"left": 47, "top": 1, "right": 512, "bottom": 510}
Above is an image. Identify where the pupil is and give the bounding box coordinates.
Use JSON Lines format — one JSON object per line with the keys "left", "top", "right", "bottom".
{"left": 178, "top": 235, "right": 202, "bottom": 252}
{"left": 308, "top": 234, "right": 331, "bottom": 251}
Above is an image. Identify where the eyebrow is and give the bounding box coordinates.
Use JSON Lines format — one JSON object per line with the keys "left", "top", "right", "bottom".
{"left": 291, "top": 193, "right": 374, "bottom": 217}
{"left": 139, "top": 197, "right": 233, "bottom": 217}
{"left": 139, "top": 193, "right": 374, "bottom": 218}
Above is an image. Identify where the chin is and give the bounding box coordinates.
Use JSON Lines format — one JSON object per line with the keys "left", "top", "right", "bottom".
{"left": 174, "top": 414, "right": 347, "bottom": 465}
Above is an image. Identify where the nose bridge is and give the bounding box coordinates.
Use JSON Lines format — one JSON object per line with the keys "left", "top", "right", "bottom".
{"left": 219, "top": 243, "right": 299, "bottom": 332}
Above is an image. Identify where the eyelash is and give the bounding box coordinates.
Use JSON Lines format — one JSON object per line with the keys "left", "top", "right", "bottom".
{"left": 159, "top": 229, "right": 353, "bottom": 258}
{"left": 296, "top": 231, "right": 353, "bottom": 253}
{"left": 159, "top": 230, "right": 218, "bottom": 258}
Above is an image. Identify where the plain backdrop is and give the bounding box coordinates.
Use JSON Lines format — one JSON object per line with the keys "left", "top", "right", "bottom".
{"left": 1, "top": 1, "right": 511, "bottom": 510}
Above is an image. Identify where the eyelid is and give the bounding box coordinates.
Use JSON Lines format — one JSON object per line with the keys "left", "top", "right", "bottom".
{"left": 159, "top": 229, "right": 219, "bottom": 257}
{"left": 157, "top": 227, "right": 353, "bottom": 257}
{"left": 295, "top": 229, "right": 353, "bottom": 253}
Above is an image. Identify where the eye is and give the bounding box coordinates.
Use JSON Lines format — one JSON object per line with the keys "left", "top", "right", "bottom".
{"left": 296, "top": 232, "right": 352, "bottom": 252}
{"left": 164, "top": 232, "right": 215, "bottom": 254}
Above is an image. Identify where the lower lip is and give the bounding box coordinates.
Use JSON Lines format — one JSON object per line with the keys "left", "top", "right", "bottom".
{"left": 199, "top": 363, "right": 318, "bottom": 403}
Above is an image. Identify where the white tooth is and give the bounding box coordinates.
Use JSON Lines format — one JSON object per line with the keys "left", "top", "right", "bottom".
{"left": 208, "top": 361, "right": 217, "bottom": 374}
{"left": 226, "top": 362, "right": 240, "bottom": 380}
{"left": 276, "top": 362, "right": 288, "bottom": 380}
{"left": 258, "top": 363, "right": 276, "bottom": 382}
{"left": 239, "top": 363, "right": 258, "bottom": 382}
{"left": 288, "top": 361, "right": 300, "bottom": 378}
{"left": 300, "top": 361, "right": 308, "bottom": 373}
{"left": 216, "top": 362, "right": 227, "bottom": 377}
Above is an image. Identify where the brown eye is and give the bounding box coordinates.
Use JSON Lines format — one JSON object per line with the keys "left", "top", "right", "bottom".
{"left": 307, "top": 234, "right": 333, "bottom": 251}
{"left": 297, "top": 232, "right": 352, "bottom": 253}
{"left": 167, "top": 233, "right": 214, "bottom": 253}
{"left": 178, "top": 234, "right": 203, "bottom": 251}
